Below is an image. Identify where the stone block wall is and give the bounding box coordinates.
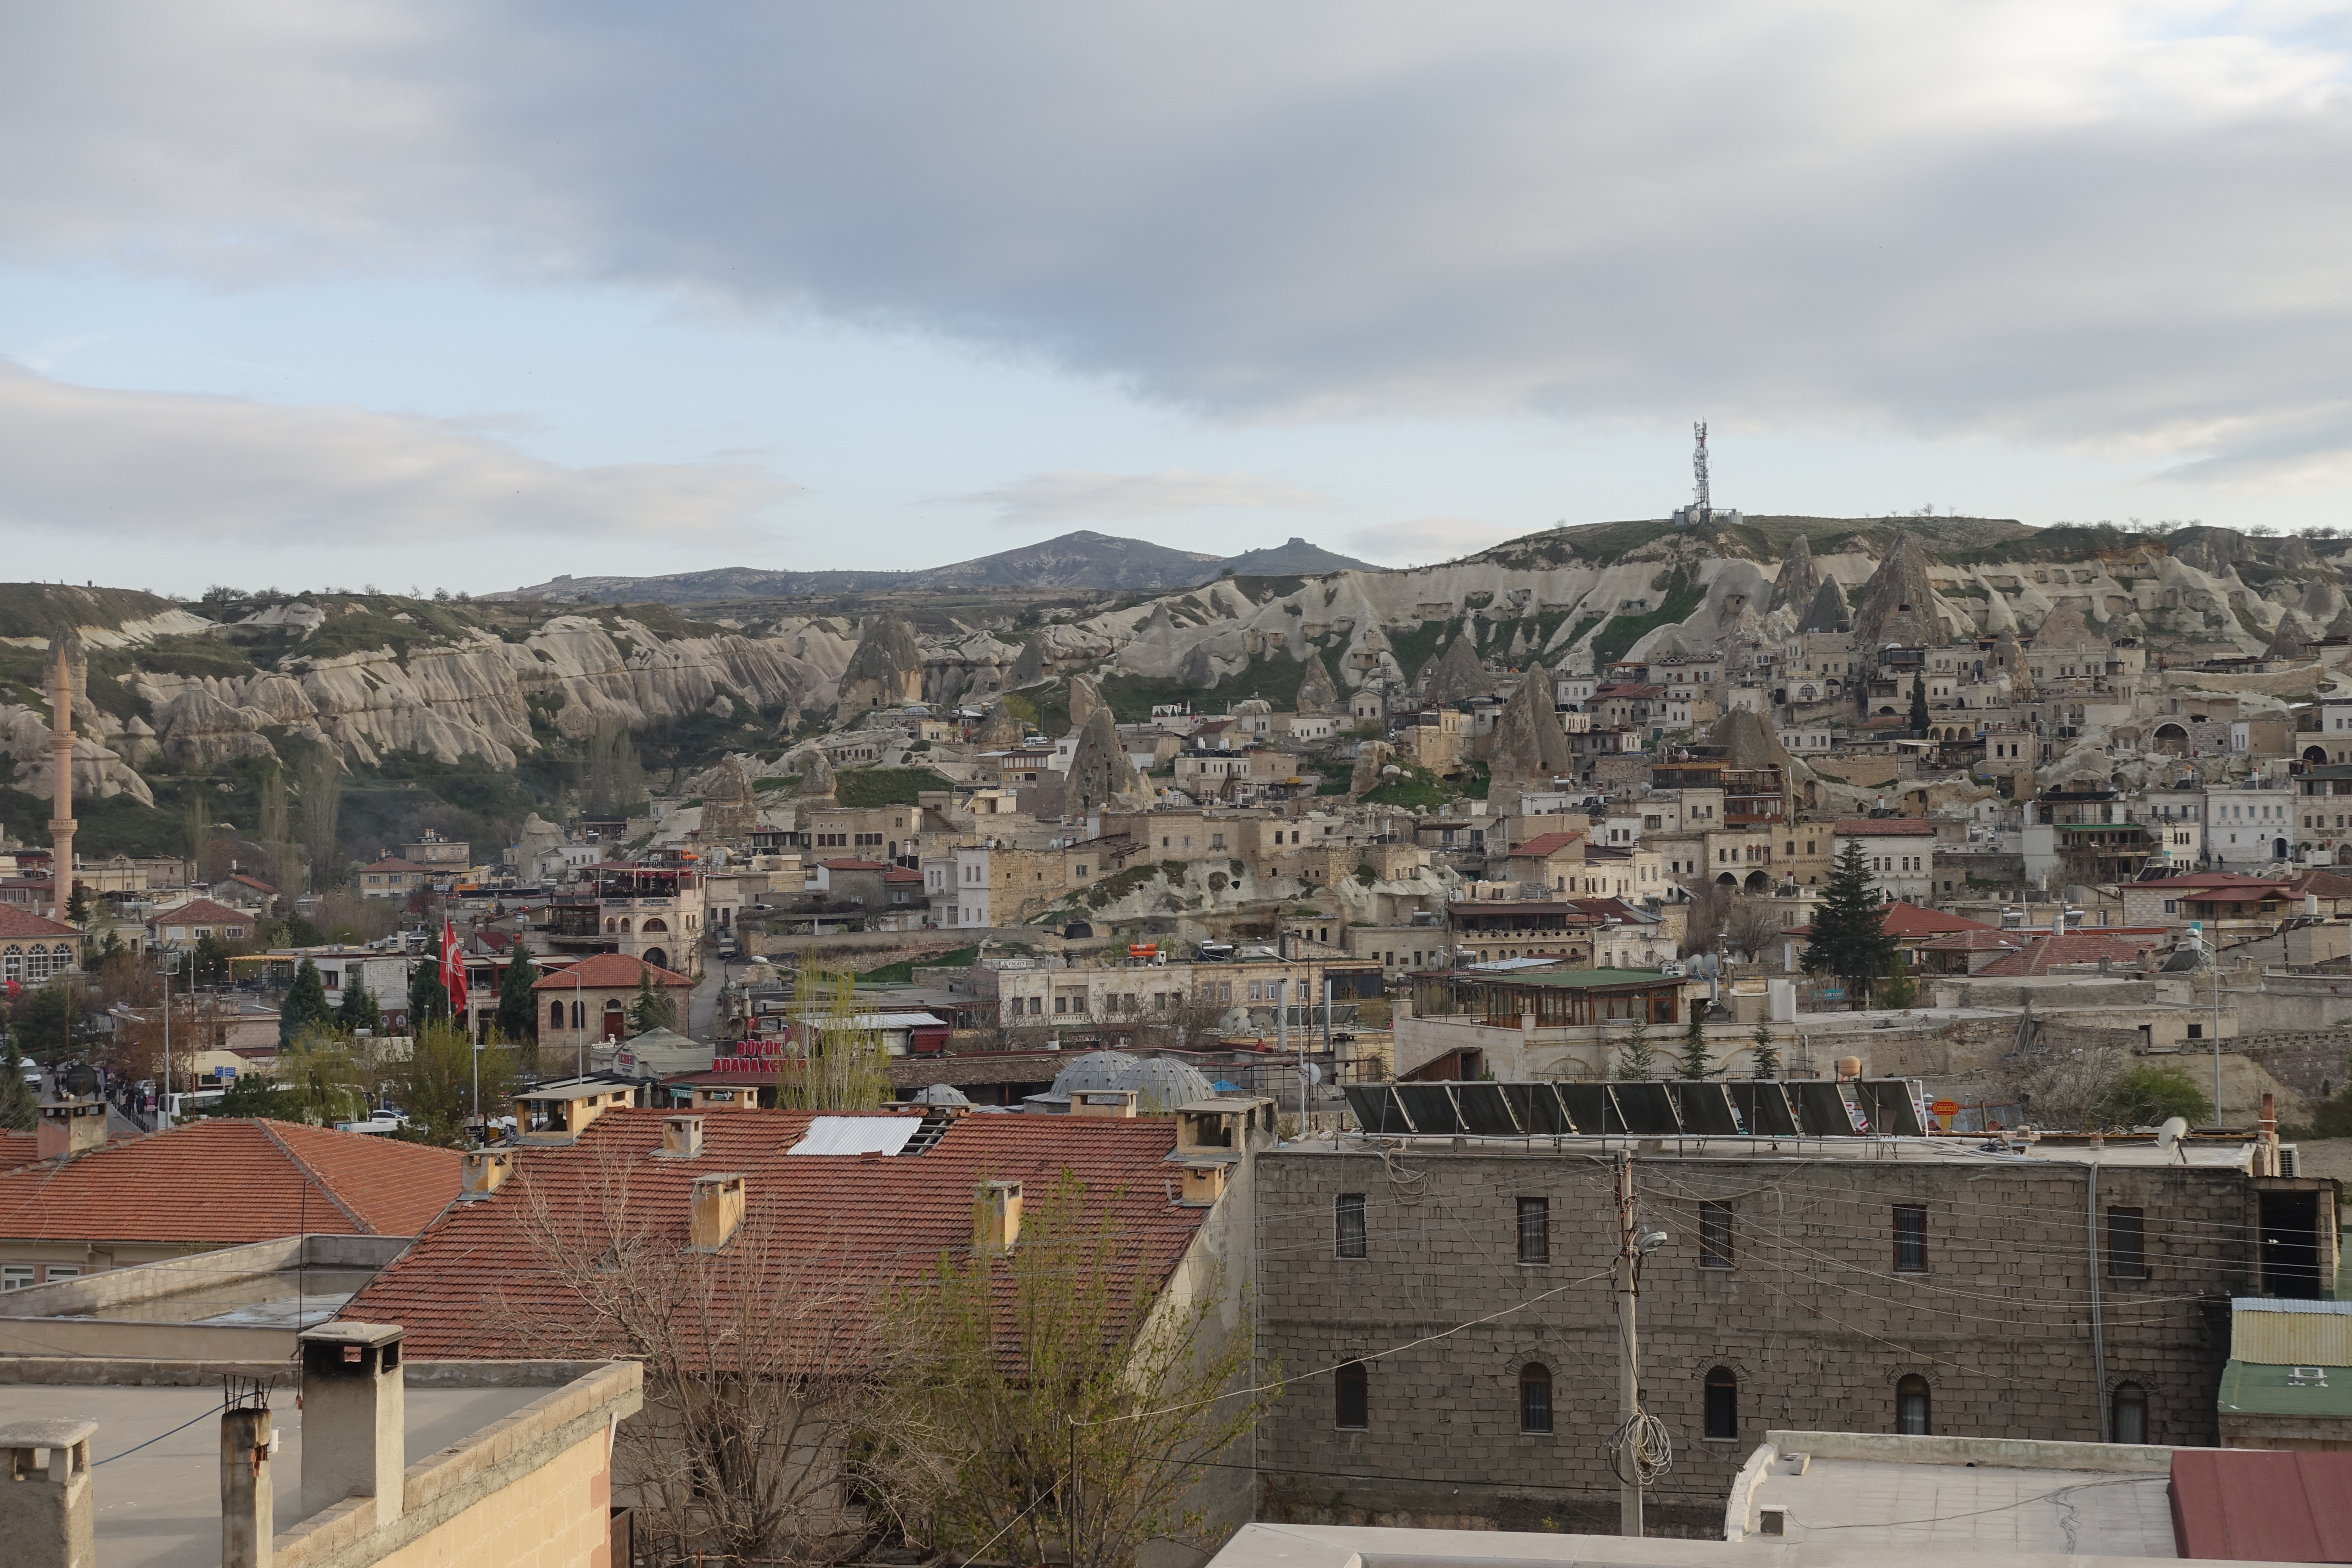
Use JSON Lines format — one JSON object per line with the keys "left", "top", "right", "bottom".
{"left": 1254, "top": 1146, "right": 2251, "bottom": 1535}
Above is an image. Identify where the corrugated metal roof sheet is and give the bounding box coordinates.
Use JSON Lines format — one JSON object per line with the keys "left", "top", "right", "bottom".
{"left": 787, "top": 1115, "right": 923, "bottom": 1157}
{"left": 2220, "top": 1360, "right": 2352, "bottom": 1419}
{"left": 2169, "top": 1449, "right": 2352, "bottom": 1562}
{"left": 2234, "top": 1298, "right": 2352, "bottom": 1366}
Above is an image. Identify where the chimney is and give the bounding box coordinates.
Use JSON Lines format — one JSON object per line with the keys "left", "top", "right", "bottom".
{"left": 688, "top": 1173, "right": 745, "bottom": 1251}
{"left": 974, "top": 1179, "right": 1023, "bottom": 1256}
{"left": 1176, "top": 1162, "right": 1228, "bottom": 1207}
{"left": 457, "top": 1149, "right": 512, "bottom": 1201}
{"left": 35, "top": 1098, "right": 107, "bottom": 1161}
{"left": 1069, "top": 1089, "right": 1137, "bottom": 1119}
{"left": 220, "top": 1401, "right": 273, "bottom": 1568}
{"left": 298, "top": 1321, "right": 405, "bottom": 1531}
{"left": 658, "top": 1114, "right": 707, "bottom": 1157}
{"left": 0, "top": 1418, "right": 95, "bottom": 1568}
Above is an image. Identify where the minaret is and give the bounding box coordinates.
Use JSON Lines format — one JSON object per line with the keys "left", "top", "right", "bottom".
{"left": 47, "top": 630, "right": 77, "bottom": 924}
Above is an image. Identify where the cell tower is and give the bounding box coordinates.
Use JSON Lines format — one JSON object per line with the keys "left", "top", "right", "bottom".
{"left": 1691, "top": 421, "right": 1712, "bottom": 525}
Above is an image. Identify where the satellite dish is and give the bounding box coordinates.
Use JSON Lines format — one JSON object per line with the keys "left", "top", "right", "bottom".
{"left": 2156, "top": 1116, "right": 2190, "bottom": 1155}
{"left": 61, "top": 1063, "right": 99, "bottom": 1099}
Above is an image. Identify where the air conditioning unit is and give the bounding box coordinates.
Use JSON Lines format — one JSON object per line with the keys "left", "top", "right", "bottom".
{"left": 1658, "top": 959, "right": 1684, "bottom": 977}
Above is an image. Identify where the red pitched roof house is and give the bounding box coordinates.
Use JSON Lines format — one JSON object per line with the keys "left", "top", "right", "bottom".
{"left": 1972, "top": 931, "right": 2168, "bottom": 977}
{"left": 0, "top": 1118, "right": 460, "bottom": 1286}
{"left": 0, "top": 906, "right": 86, "bottom": 984}
{"left": 145, "top": 897, "right": 254, "bottom": 947}
{"left": 346, "top": 1106, "right": 1244, "bottom": 1361}
{"left": 533, "top": 952, "right": 696, "bottom": 1058}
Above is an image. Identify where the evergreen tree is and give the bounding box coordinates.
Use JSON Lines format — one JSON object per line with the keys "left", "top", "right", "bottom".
{"left": 408, "top": 955, "right": 450, "bottom": 1030}
{"left": 1614, "top": 1015, "right": 1657, "bottom": 1078}
{"left": 1749, "top": 1022, "right": 1782, "bottom": 1080}
{"left": 66, "top": 884, "right": 90, "bottom": 925}
{"left": 1800, "top": 840, "right": 1899, "bottom": 1006}
{"left": 0, "top": 1033, "right": 37, "bottom": 1131}
{"left": 629, "top": 970, "right": 677, "bottom": 1035}
{"left": 1908, "top": 671, "right": 1929, "bottom": 733}
{"left": 1879, "top": 952, "right": 1920, "bottom": 1011}
{"left": 1678, "top": 999, "right": 1715, "bottom": 1079}
{"left": 279, "top": 958, "right": 334, "bottom": 1047}
{"left": 495, "top": 951, "right": 541, "bottom": 1054}
{"left": 15, "top": 980, "right": 74, "bottom": 1064}
{"left": 336, "top": 977, "right": 382, "bottom": 1034}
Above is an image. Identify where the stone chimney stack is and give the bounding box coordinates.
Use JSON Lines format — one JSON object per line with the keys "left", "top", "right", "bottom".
{"left": 35, "top": 1099, "right": 108, "bottom": 1161}
{"left": 0, "top": 1418, "right": 96, "bottom": 1568}
{"left": 974, "top": 1179, "right": 1023, "bottom": 1256}
{"left": 298, "top": 1321, "right": 405, "bottom": 1530}
{"left": 457, "top": 1148, "right": 513, "bottom": 1201}
{"left": 688, "top": 1173, "right": 745, "bottom": 1251}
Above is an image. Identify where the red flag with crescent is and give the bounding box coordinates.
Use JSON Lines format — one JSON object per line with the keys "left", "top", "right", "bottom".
{"left": 441, "top": 918, "right": 468, "bottom": 1015}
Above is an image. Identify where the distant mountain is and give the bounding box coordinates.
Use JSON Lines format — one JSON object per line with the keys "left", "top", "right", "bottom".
{"left": 1219, "top": 536, "right": 1379, "bottom": 576}
{"left": 500, "top": 530, "right": 1374, "bottom": 603}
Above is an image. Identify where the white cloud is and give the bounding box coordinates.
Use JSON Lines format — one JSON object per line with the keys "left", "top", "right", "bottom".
{"left": 1348, "top": 517, "right": 1518, "bottom": 566}
{"left": 942, "top": 469, "right": 1330, "bottom": 528}
{"left": 5, "top": 5, "right": 2352, "bottom": 482}
{"left": 0, "top": 363, "right": 796, "bottom": 541}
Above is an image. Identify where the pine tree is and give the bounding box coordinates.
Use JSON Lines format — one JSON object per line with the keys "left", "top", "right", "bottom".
{"left": 1749, "top": 1022, "right": 1782, "bottom": 1079}
{"left": 1880, "top": 951, "right": 1920, "bottom": 1011}
{"left": 1614, "top": 1015, "right": 1657, "bottom": 1079}
{"left": 0, "top": 1033, "right": 37, "bottom": 1131}
{"left": 1801, "top": 839, "right": 1899, "bottom": 1006}
{"left": 1908, "top": 671, "right": 1929, "bottom": 733}
{"left": 336, "top": 978, "right": 382, "bottom": 1034}
{"left": 496, "top": 951, "right": 541, "bottom": 1060}
{"left": 628, "top": 970, "right": 676, "bottom": 1035}
{"left": 1678, "top": 999, "right": 1715, "bottom": 1079}
{"left": 279, "top": 958, "right": 334, "bottom": 1047}
{"left": 66, "top": 884, "right": 90, "bottom": 925}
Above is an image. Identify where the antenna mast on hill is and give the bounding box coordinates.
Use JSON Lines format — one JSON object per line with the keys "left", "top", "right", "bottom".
{"left": 1691, "top": 422, "right": 1712, "bottom": 526}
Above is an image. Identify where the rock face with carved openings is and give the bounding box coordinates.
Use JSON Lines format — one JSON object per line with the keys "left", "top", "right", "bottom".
{"left": 699, "top": 756, "right": 760, "bottom": 841}
{"left": 1799, "top": 576, "right": 1850, "bottom": 634}
{"left": 974, "top": 700, "right": 1026, "bottom": 749}
{"left": 1485, "top": 669, "right": 1574, "bottom": 788}
{"left": 1068, "top": 674, "right": 1106, "bottom": 734}
{"left": 1851, "top": 533, "right": 1951, "bottom": 649}
{"left": 1064, "top": 707, "right": 1143, "bottom": 812}
{"left": 1348, "top": 741, "right": 1394, "bottom": 798}
{"left": 836, "top": 612, "right": 924, "bottom": 713}
{"left": 1419, "top": 634, "right": 1494, "bottom": 706}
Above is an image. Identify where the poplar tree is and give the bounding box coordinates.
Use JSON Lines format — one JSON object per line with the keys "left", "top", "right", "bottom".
{"left": 496, "top": 951, "right": 541, "bottom": 1057}
{"left": 1801, "top": 840, "right": 1899, "bottom": 1006}
{"left": 1908, "top": 671, "right": 1929, "bottom": 733}
{"left": 1749, "top": 1022, "right": 1782, "bottom": 1079}
{"left": 1678, "top": 999, "right": 1715, "bottom": 1079}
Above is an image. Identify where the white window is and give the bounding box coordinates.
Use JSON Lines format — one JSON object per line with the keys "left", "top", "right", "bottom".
{"left": 41, "top": 1266, "right": 77, "bottom": 1283}
{"left": 1, "top": 1265, "right": 31, "bottom": 1291}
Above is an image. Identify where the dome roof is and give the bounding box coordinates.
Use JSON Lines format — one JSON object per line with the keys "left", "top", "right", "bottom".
{"left": 1047, "top": 1050, "right": 1214, "bottom": 1112}
{"left": 911, "top": 1083, "right": 971, "bottom": 1106}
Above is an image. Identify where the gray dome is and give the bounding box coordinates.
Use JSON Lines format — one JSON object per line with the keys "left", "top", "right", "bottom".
{"left": 912, "top": 1083, "right": 971, "bottom": 1106}
{"left": 1047, "top": 1050, "right": 1214, "bottom": 1112}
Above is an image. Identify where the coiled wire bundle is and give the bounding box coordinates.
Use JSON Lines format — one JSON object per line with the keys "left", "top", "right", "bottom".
{"left": 1606, "top": 1408, "right": 1674, "bottom": 1489}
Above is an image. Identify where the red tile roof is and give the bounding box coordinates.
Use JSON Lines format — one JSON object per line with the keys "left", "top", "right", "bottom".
{"left": 1913, "top": 928, "right": 2026, "bottom": 952}
{"left": 532, "top": 952, "right": 692, "bottom": 991}
{"left": 228, "top": 873, "right": 280, "bottom": 894}
{"left": 1879, "top": 901, "right": 1998, "bottom": 937}
{"left": 0, "top": 1131, "right": 38, "bottom": 1170}
{"left": 0, "top": 907, "right": 81, "bottom": 940}
{"left": 883, "top": 867, "right": 923, "bottom": 884}
{"left": 819, "top": 858, "right": 888, "bottom": 872}
{"left": 0, "top": 1118, "right": 461, "bottom": 1244}
{"left": 1833, "top": 817, "right": 1936, "bottom": 836}
{"left": 2132, "top": 872, "right": 2292, "bottom": 892}
{"left": 1972, "top": 932, "right": 2167, "bottom": 977}
{"left": 1508, "top": 832, "right": 1586, "bottom": 859}
{"left": 344, "top": 1108, "right": 1208, "bottom": 1362}
{"left": 365, "top": 858, "right": 431, "bottom": 874}
{"left": 150, "top": 897, "right": 252, "bottom": 928}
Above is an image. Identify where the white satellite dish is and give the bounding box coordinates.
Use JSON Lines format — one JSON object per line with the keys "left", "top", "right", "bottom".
{"left": 2156, "top": 1116, "right": 2190, "bottom": 1156}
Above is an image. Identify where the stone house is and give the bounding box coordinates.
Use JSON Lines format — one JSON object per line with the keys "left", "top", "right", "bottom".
{"left": 0, "top": 906, "right": 85, "bottom": 985}
{"left": 144, "top": 896, "right": 253, "bottom": 949}
{"left": 357, "top": 854, "right": 430, "bottom": 898}
{"left": 1256, "top": 1133, "right": 2328, "bottom": 1534}
{"left": 1833, "top": 816, "right": 1937, "bottom": 903}
{"left": 532, "top": 951, "right": 696, "bottom": 1055}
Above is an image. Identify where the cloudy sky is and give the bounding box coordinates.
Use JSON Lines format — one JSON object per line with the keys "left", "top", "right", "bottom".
{"left": 4, "top": 3, "right": 2350, "bottom": 595}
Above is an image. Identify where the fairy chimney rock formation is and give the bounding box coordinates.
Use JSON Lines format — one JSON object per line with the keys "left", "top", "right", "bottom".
{"left": 1067, "top": 674, "right": 1106, "bottom": 734}
{"left": 1851, "top": 533, "right": 1950, "bottom": 649}
{"left": 1295, "top": 655, "right": 1339, "bottom": 715}
{"left": 1771, "top": 533, "right": 1823, "bottom": 613}
{"left": 1486, "top": 668, "right": 1574, "bottom": 787}
{"left": 1064, "top": 707, "right": 1143, "bottom": 812}
{"left": 836, "top": 612, "right": 924, "bottom": 712}
{"left": 1420, "top": 634, "right": 1494, "bottom": 706}
{"left": 974, "top": 700, "right": 1026, "bottom": 749}
{"left": 1799, "top": 576, "right": 1850, "bottom": 634}
{"left": 699, "top": 756, "right": 760, "bottom": 841}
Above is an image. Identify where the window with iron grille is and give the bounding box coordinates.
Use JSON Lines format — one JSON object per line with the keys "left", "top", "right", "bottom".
{"left": 1700, "top": 1200, "right": 1734, "bottom": 1268}
{"left": 1516, "top": 1197, "right": 1549, "bottom": 1264}
{"left": 1893, "top": 1205, "right": 1929, "bottom": 1272}
{"left": 1335, "top": 1193, "right": 1367, "bottom": 1259}
{"left": 1519, "top": 1363, "right": 1553, "bottom": 1433}
{"left": 2107, "top": 1207, "right": 2147, "bottom": 1279}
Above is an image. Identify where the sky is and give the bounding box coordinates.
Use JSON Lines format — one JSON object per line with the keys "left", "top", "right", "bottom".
{"left": 4, "top": 3, "right": 2352, "bottom": 597}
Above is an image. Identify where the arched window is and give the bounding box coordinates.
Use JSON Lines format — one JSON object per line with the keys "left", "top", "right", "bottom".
{"left": 1335, "top": 1361, "right": 1368, "bottom": 1429}
{"left": 51, "top": 944, "right": 72, "bottom": 973}
{"left": 1, "top": 946, "right": 20, "bottom": 981}
{"left": 25, "top": 947, "right": 49, "bottom": 982}
{"left": 550, "top": 1000, "right": 565, "bottom": 1029}
{"left": 1896, "top": 1375, "right": 1932, "bottom": 1435}
{"left": 2112, "top": 1381, "right": 2147, "bottom": 1445}
{"left": 571, "top": 1001, "right": 585, "bottom": 1030}
{"left": 1706, "top": 1367, "right": 1739, "bottom": 1439}
{"left": 1519, "top": 1363, "right": 1553, "bottom": 1434}
{"left": 641, "top": 917, "right": 668, "bottom": 934}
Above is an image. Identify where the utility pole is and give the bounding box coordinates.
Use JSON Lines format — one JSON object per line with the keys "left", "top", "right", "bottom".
{"left": 1613, "top": 1149, "right": 1643, "bottom": 1537}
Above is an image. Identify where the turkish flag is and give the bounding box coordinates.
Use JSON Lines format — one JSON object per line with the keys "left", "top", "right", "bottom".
{"left": 441, "top": 919, "right": 469, "bottom": 1016}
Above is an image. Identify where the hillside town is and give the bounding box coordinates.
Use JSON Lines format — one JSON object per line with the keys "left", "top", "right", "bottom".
{"left": 7, "top": 513, "right": 2352, "bottom": 1567}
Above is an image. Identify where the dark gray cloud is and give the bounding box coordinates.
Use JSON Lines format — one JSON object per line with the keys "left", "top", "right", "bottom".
{"left": 5, "top": 4, "right": 2351, "bottom": 481}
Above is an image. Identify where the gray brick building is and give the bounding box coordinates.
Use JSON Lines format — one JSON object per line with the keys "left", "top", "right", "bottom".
{"left": 1253, "top": 1136, "right": 2332, "bottom": 1536}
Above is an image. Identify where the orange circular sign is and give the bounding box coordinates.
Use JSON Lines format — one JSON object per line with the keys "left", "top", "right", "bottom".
{"left": 1931, "top": 1099, "right": 1959, "bottom": 1116}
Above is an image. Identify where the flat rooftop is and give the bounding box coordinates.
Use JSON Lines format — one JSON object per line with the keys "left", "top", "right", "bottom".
{"left": 1749, "top": 1452, "right": 2174, "bottom": 1556}
{"left": 0, "top": 1381, "right": 544, "bottom": 1568}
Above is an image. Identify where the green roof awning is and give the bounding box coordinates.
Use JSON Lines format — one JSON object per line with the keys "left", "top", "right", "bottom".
{"left": 2219, "top": 1360, "right": 2352, "bottom": 1418}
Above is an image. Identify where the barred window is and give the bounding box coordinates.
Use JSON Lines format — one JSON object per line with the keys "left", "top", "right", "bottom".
{"left": 1893, "top": 1206, "right": 1929, "bottom": 1273}
{"left": 1700, "top": 1201, "right": 1734, "bottom": 1268}
{"left": 1517, "top": 1197, "right": 1550, "bottom": 1264}
{"left": 1335, "top": 1193, "right": 1367, "bottom": 1259}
